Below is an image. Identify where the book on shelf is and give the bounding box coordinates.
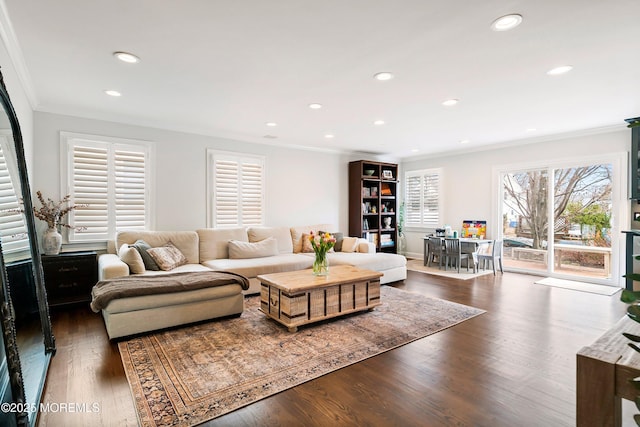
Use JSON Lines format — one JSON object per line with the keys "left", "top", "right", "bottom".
{"left": 380, "top": 234, "right": 394, "bottom": 247}
{"left": 367, "top": 232, "right": 379, "bottom": 245}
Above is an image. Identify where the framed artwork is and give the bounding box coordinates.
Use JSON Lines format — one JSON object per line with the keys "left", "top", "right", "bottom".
{"left": 461, "top": 220, "right": 487, "bottom": 238}
{"left": 382, "top": 170, "right": 393, "bottom": 179}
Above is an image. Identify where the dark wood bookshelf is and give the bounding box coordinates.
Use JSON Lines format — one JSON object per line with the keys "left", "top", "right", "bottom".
{"left": 349, "top": 160, "right": 398, "bottom": 253}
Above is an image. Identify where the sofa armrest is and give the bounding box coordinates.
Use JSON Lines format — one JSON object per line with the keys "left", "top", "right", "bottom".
{"left": 98, "top": 253, "right": 130, "bottom": 281}
{"left": 357, "top": 239, "right": 376, "bottom": 253}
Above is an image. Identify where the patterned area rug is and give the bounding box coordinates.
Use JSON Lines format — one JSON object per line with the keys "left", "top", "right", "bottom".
{"left": 119, "top": 286, "right": 485, "bottom": 426}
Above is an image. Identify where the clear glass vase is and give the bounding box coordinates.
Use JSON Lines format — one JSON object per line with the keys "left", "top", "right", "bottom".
{"left": 312, "top": 252, "right": 329, "bottom": 276}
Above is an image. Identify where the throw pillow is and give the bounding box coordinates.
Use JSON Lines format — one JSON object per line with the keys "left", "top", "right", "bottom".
{"left": 341, "top": 236, "right": 359, "bottom": 253}
{"left": 130, "top": 239, "right": 161, "bottom": 271}
{"left": 147, "top": 242, "right": 188, "bottom": 271}
{"left": 228, "top": 237, "right": 279, "bottom": 259}
{"left": 320, "top": 231, "right": 344, "bottom": 252}
{"left": 119, "top": 244, "right": 145, "bottom": 274}
{"left": 301, "top": 233, "right": 315, "bottom": 253}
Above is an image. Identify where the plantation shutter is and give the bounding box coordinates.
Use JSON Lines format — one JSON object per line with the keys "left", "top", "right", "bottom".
{"left": 211, "top": 152, "right": 264, "bottom": 228}
{"left": 405, "top": 173, "right": 422, "bottom": 226}
{"left": 404, "top": 169, "right": 441, "bottom": 228}
{"left": 213, "top": 158, "right": 240, "bottom": 227}
{"left": 115, "top": 148, "right": 147, "bottom": 230}
{"left": 69, "top": 144, "right": 109, "bottom": 240}
{"left": 64, "top": 133, "right": 150, "bottom": 242}
{"left": 423, "top": 172, "right": 440, "bottom": 226}
{"left": 0, "top": 139, "right": 29, "bottom": 252}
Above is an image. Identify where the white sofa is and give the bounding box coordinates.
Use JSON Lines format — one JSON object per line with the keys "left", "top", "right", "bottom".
{"left": 96, "top": 224, "right": 406, "bottom": 338}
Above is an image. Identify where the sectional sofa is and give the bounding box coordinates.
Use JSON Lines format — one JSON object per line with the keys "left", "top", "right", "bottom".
{"left": 95, "top": 224, "right": 406, "bottom": 338}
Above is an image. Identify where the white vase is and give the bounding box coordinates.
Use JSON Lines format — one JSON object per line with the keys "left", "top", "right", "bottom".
{"left": 43, "top": 227, "right": 62, "bottom": 255}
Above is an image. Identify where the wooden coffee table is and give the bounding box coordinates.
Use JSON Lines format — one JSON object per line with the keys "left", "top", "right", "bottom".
{"left": 258, "top": 265, "right": 383, "bottom": 332}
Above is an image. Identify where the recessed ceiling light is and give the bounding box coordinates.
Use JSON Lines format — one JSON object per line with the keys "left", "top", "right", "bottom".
{"left": 113, "top": 51, "right": 140, "bottom": 63}
{"left": 525, "top": 128, "right": 537, "bottom": 132}
{"left": 411, "top": 149, "right": 420, "bottom": 153}
{"left": 373, "top": 120, "right": 385, "bottom": 126}
{"left": 442, "top": 99, "right": 459, "bottom": 107}
{"left": 265, "top": 122, "right": 277, "bottom": 127}
{"left": 104, "top": 90, "right": 121, "bottom": 97}
{"left": 374, "top": 72, "right": 394, "bottom": 81}
{"left": 490, "top": 14, "right": 523, "bottom": 31}
{"left": 324, "top": 134, "right": 335, "bottom": 139}
{"left": 547, "top": 65, "right": 573, "bottom": 75}
{"left": 459, "top": 139, "right": 470, "bottom": 144}
{"left": 309, "top": 103, "right": 323, "bottom": 109}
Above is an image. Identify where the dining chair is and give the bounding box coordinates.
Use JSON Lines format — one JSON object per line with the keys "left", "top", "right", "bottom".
{"left": 477, "top": 239, "right": 503, "bottom": 275}
{"left": 443, "top": 238, "right": 471, "bottom": 273}
{"left": 427, "top": 237, "right": 444, "bottom": 269}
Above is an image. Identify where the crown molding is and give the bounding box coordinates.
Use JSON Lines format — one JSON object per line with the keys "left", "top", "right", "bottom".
{"left": 0, "top": 0, "right": 38, "bottom": 109}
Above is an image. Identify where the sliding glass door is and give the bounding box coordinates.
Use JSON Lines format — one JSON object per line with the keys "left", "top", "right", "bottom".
{"left": 498, "top": 154, "right": 623, "bottom": 286}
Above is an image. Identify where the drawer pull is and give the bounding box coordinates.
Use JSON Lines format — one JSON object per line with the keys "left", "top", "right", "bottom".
{"left": 270, "top": 297, "right": 278, "bottom": 306}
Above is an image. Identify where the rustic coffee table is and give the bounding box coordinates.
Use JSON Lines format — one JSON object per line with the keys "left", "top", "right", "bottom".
{"left": 258, "top": 265, "right": 383, "bottom": 332}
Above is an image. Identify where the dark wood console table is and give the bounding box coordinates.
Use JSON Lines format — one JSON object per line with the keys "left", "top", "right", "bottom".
{"left": 577, "top": 315, "right": 640, "bottom": 426}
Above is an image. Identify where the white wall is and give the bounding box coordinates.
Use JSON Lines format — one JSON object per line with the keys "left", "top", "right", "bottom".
{"left": 0, "top": 39, "right": 34, "bottom": 176}
{"left": 33, "top": 112, "right": 351, "bottom": 240}
{"left": 401, "top": 129, "right": 631, "bottom": 280}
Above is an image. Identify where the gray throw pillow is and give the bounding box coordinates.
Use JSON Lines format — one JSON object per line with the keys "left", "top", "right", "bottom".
{"left": 130, "top": 239, "right": 161, "bottom": 271}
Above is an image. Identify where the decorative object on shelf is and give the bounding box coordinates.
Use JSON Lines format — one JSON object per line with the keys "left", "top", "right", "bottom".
{"left": 31, "top": 191, "right": 82, "bottom": 255}
{"left": 384, "top": 217, "right": 392, "bottom": 229}
{"left": 382, "top": 170, "right": 394, "bottom": 179}
{"left": 364, "top": 169, "right": 375, "bottom": 176}
{"left": 309, "top": 231, "right": 336, "bottom": 276}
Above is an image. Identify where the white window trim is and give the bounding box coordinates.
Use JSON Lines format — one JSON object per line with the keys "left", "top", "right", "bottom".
{"left": 403, "top": 167, "right": 443, "bottom": 230}
{"left": 206, "top": 149, "right": 265, "bottom": 228}
{"left": 60, "top": 131, "right": 155, "bottom": 243}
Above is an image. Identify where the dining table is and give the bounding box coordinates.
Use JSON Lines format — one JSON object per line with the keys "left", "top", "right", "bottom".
{"left": 423, "top": 236, "right": 493, "bottom": 272}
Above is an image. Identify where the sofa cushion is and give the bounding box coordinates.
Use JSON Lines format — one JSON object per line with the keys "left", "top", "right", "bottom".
{"left": 290, "top": 224, "right": 333, "bottom": 253}
{"left": 341, "top": 237, "right": 359, "bottom": 253}
{"left": 325, "top": 252, "right": 407, "bottom": 271}
{"left": 202, "top": 254, "right": 313, "bottom": 278}
{"left": 134, "top": 264, "right": 211, "bottom": 276}
{"left": 147, "top": 242, "right": 189, "bottom": 271}
{"left": 118, "top": 244, "right": 145, "bottom": 274}
{"left": 248, "top": 226, "right": 293, "bottom": 254}
{"left": 116, "top": 231, "right": 200, "bottom": 264}
{"left": 228, "top": 237, "right": 279, "bottom": 259}
{"left": 130, "top": 239, "right": 160, "bottom": 270}
{"left": 197, "top": 227, "right": 248, "bottom": 261}
{"left": 103, "top": 282, "right": 243, "bottom": 314}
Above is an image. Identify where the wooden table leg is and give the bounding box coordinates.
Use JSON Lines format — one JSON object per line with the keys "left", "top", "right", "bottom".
{"left": 577, "top": 348, "right": 622, "bottom": 427}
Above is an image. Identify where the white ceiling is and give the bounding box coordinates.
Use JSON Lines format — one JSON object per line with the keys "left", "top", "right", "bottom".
{"left": 3, "top": 0, "right": 640, "bottom": 158}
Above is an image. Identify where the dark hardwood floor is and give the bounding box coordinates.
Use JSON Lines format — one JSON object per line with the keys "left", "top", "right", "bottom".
{"left": 37, "top": 271, "right": 627, "bottom": 426}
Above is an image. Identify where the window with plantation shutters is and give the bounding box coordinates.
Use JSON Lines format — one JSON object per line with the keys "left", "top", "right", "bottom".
{"left": 61, "top": 132, "right": 152, "bottom": 242}
{"left": 404, "top": 168, "right": 442, "bottom": 228}
{"left": 0, "top": 133, "right": 29, "bottom": 253}
{"left": 207, "top": 150, "right": 264, "bottom": 228}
